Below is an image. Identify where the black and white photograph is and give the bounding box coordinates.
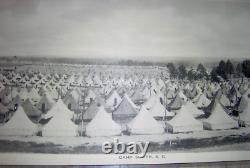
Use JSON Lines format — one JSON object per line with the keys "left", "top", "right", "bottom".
{"left": 0, "top": 0, "right": 250, "bottom": 166}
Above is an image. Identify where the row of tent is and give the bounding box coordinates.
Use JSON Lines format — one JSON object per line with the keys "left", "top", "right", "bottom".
{"left": 1, "top": 71, "right": 249, "bottom": 111}
{"left": 0, "top": 67, "right": 250, "bottom": 137}
{"left": 0, "top": 66, "right": 167, "bottom": 94}
{"left": 0, "top": 90, "right": 248, "bottom": 137}
{"left": 0, "top": 77, "right": 249, "bottom": 114}
{"left": 0, "top": 81, "right": 240, "bottom": 116}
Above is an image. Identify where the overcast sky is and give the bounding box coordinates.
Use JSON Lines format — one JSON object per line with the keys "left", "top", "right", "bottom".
{"left": 0, "top": 0, "right": 249, "bottom": 61}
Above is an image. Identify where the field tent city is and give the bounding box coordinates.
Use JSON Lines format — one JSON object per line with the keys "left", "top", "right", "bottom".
{"left": 0, "top": 0, "right": 250, "bottom": 154}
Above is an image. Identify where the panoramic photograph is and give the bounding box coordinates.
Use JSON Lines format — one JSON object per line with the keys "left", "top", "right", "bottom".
{"left": 0, "top": 0, "right": 250, "bottom": 165}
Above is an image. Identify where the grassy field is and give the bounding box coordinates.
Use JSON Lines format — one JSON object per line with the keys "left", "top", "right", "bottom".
{"left": 1, "top": 134, "right": 250, "bottom": 154}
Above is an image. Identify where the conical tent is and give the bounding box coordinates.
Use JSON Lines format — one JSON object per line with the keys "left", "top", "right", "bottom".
{"left": 23, "top": 99, "right": 42, "bottom": 117}
{"left": 168, "top": 94, "right": 183, "bottom": 110}
{"left": 0, "top": 106, "right": 38, "bottom": 136}
{"left": 143, "top": 94, "right": 158, "bottom": 110}
{"left": 124, "top": 94, "right": 139, "bottom": 109}
{"left": 203, "top": 101, "right": 238, "bottom": 130}
{"left": 13, "top": 95, "right": 21, "bottom": 106}
{"left": 49, "top": 88, "right": 59, "bottom": 100}
{"left": 83, "top": 101, "right": 100, "bottom": 121}
{"left": 42, "top": 99, "right": 77, "bottom": 137}
{"left": 63, "top": 94, "right": 78, "bottom": 111}
{"left": 7, "top": 101, "right": 17, "bottom": 112}
{"left": 0, "top": 82, "right": 5, "bottom": 92}
{"left": 128, "top": 106, "right": 164, "bottom": 134}
{"left": 106, "top": 90, "right": 122, "bottom": 109}
{"left": 241, "top": 85, "right": 250, "bottom": 95}
{"left": 94, "top": 94, "right": 106, "bottom": 106}
{"left": 195, "top": 93, "right": 211, "bottom": 108}
{"left": 0, "top": 103, "right": 8, "bottom": 114}
{"left": 191, "top": 87, "right": 199, "bottom": 97}
{"left": 156, "top": 90, "right": 164, "bottom": 102}
{"left": 158, "top": 79, "right": 165, "bottom": 89}
{"left": 37, "top": 94, "right": 55, "bottom": 113}
{"left": 44, "top": 99, "right": 73, "bottom": 119}
{"left": 240, "top": 102, "right": 250, "bottom": 125}
{"left": 11, "top": 87, "right": 20, "bottom": 98}
{"left": 86, "top": 106, "right": 121, "bottom": 137}
{"left": 142, "top": 86, "right": 150, "bottom": 100}
{"left": 93, "top": 75, "right": 102, "bottom": 85}
{"left": 178, "top": 91, "right": 188, "bottom": 102}
{"left": 85, "top": 89, "right": 96, "bottom": 104}
{"left": 38, "top": 86, "right": 47, "bottom": 96}
{"left": 85, "top": 76, "right": 94, "bottom": 86}
{"left": 70, "top": 89, "right": 82, "bottom": 102}
{"left": 131, "top": 88, "right": 145, "bottom": 103}
{"left": 220, "top": 94, "right": 231, "bottom": 107}
{"left": 0, "top": 89, "right": 11, "bottom": 105}
{"left": 113, "top": 94, "right": 138, "bottom": 123}
{"left": 28, "top": 87, "right": 40, "bottom": 101}
{"left": 149, "top": 98, "right": 174, "bottom": 118}
{"left": 19, "top": 88, "right": 29, "bottom": 101}
{"left": 166, "top": 89, "right": 176, "bottom": 99}
{"left": 185, "top": 101, "right": 204, "bottom": 117}
{"left": 0, "top": 103, "right": 9, "bottom": 122}
{"left": 238, "top": 90, "right": 250, "bottom": 112}
{"left": 166, "top": 103, "right": 203, "bottom": 133}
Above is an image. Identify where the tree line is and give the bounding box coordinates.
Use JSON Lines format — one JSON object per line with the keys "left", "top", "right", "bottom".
{"left": 167, "top": 62, "right": 209, "bottom": 81}
{"left": 210, "top": 59, "right": 250, "bottom": 82}
{"left": 166, "top": 59, "right": 250, "bottom": 82}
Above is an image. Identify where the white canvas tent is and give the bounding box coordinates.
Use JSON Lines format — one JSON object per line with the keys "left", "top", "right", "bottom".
{"left": 143, "top": 94, "right": 158, "bottom": 110}
{"left": 238, "top": 89, "right": 250, "bottom": 112}
{"left": 220, "top": 94, "right": 231, "bottom": 107}
{"left": 142, "top": 86, "right": 150, "bottom": 100}
{"left": 105, "top": 90, "right": 122, "bottom": 109}
{"left": 86, "top": 106, "right": 121, "bottom": 137}
{"left": 168, "top": 94, "right": 183, "bottom": 110}
{"left": 37, "top": 94, "right": 55, "bottom": 113}
{"left": 44, "top": 99, "right": 73, "bottom": 119}
{"left": 178, "top": 90, "right": 188, "bottom": 102}
{"left": 22, "top": 99, "right": 42, "bottom": 118}
{"left": 85, "top": 89, "right": 96, "bottom": 104}
{"left": 128, "top": 106, "right": 164, "bottom": 134}
{"left": 124, "top": 94, "right": 139, "bottom": 109}
{"left": 195, "top": 93, "right": 211, "bottom": 108}
{"left": 0, "top": 103, "right": 9, "bottom": 122}
{"left": 83, "top": 101, "right": 100, "bottom": 121}
{"left": 166, "top": 103, "right": 203, "bottom": 133}
{"left": 28, "top": 87, "right": 40, "bottom": 101}
{"left": 63, "top": 93, "right": 78, "bottom": 111}
{"left": 19, "top": 88, "right": 29, "bottom": 101}
{"left": 149, "top": 98, "right": 174, "bottom": 118}
{"left": 0, "top": 82, "right": 4, "bottom": 92}
{"left": 42, "top": 99, "right": 77, "bottom": 137}
{"left": 0, "top": 106, "right": 37, "bottom": 136}
{"left": 203, "top": 101, "right": 238, "bottom": 130}
{"left": 185, "top": 101, "right": 204, "bottom": 118}
{"left": 0, "top": 89, "right": 11, "bottom": 105}
{"left": 11, "top": 87, "right": 20, "bottom": 98}
{"left": 112, "top": 94, "right": 138, "bottom": 123}
{"left": 239, "top": 101, "right": 250, "bottom": 125}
